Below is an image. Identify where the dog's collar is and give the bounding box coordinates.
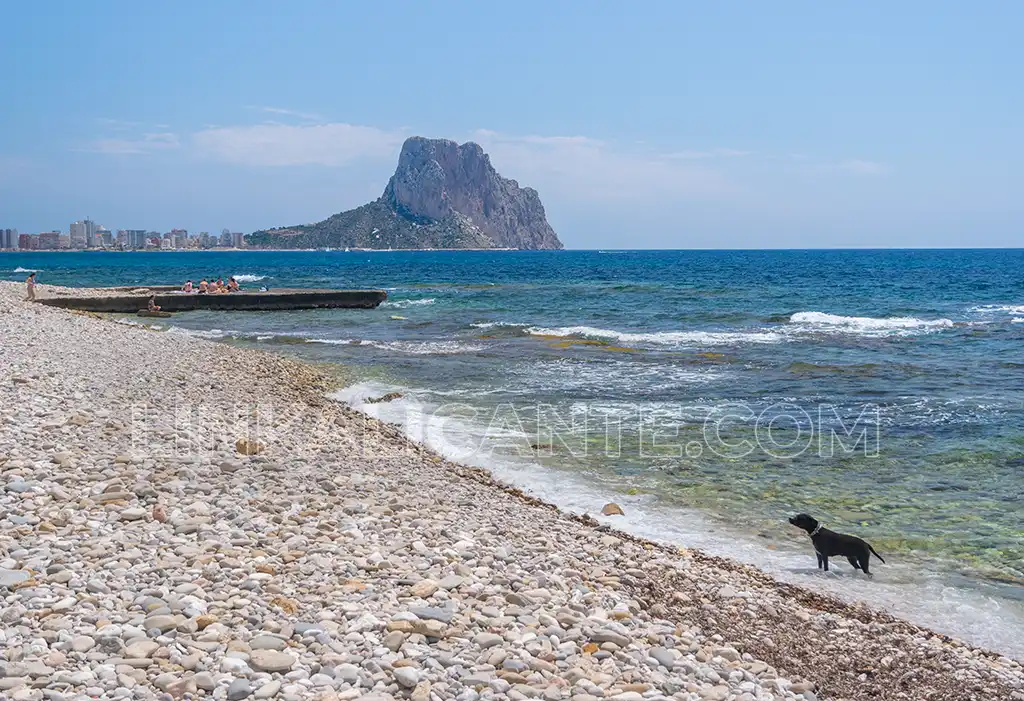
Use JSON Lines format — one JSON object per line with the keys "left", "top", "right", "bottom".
{"left": 809, "top": 524, "right": 823, "bottom": 537}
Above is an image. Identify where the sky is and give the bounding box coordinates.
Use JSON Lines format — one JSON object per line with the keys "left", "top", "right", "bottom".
{"left": 1, "top": 1, "right": 1022, "bottom": 249}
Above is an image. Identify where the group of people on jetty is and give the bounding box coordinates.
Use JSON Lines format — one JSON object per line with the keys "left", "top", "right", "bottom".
{"left": 181, "top": 276, "right": 241, "bottom": 294}
{"left": 145, "top": 277, "right": 244, "bottom": 313}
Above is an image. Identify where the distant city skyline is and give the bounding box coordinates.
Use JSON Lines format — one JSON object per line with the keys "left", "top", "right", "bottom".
{"left": 2, "top": 2, "right": 1023, "bottom": 248}
{"left": 1, "top": 221, "right": 246, "bottom": 250}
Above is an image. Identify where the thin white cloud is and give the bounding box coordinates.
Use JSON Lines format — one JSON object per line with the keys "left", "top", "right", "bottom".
{"left": 83, "top": 132, "right": 180, "bottom": 155}
{"left": 250, "top": 106, "right": 323, "bottom": 122}
{"left": 474, "top": 130, "right": 604, "bottom": 149}
{"left": 840, "top": 159, "right": 885, "bottom": 175}
{"left": 94, "top": 118, "right": 142, "bottom": 130}
{"left": 79, "top": 118, "right": 885, "bottom": 212}
{"left": 470, "top": 129, "right": 734, "bottom": 202}
{"left": 192, "top": 123, "right": 405, "bottom": 166}
{"left": 663, "top": 148, "right": 753, "bottom": 160}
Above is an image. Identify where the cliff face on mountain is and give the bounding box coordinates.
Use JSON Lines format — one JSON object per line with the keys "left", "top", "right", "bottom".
{"left": 247, "top": 137, "right": 563, "bottom": 250}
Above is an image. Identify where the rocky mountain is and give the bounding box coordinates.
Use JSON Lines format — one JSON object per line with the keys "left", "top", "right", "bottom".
{"left": 247, "top": 137, "right": 563, "bottom": 250}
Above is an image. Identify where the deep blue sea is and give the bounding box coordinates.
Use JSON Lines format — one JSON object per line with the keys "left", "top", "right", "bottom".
{"left": 4, "top": 249, "right": 1023, "bottom": 657}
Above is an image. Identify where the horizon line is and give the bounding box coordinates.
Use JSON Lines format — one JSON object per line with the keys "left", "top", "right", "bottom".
{"left": 3, "top": 246, "right": 1024, "bottom": 253}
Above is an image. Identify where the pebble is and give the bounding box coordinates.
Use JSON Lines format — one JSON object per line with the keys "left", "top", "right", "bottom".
{"left": 119, "top": 507, "right": 147, "bottom": 521}
{"left": 475, "top": 633, "right": 504, "bottom": 649}
{"left": 71, "top": 635, "right": 96, "bottom": 653}
{"left": 0, "top": 569, "right": 31, "bottom": 587}
{"left": 228, "top": 678, "right": 253, "bottom": 700}
{"left": 249, "top": 650, "right": 297, "bottom": 673}
{"left": 249, "top": 634, "right": 287, "bottom": 651}
{"left": 255, "top": 681, "right": 281, "bottom": 699}
{"left": 335, "top": 663, "right": 360, "bottom": 684}
{"left": 194, "top": 672, "right": 216, "bottom": 691}
{"left": 394, "top": 666, "right": 420, "bottom": 687}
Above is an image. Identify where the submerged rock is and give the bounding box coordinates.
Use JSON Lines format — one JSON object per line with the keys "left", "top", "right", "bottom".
{"left": 602, "top": 502, "right": 625, "bottom": 516}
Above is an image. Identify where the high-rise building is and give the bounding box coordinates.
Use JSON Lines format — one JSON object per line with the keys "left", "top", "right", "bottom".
{"left": 124, "top": 230, "right": 148, "bottom": 249}
{"left": 94, "top": 226, "right": 111, "bottom": 247}
{"left": 70, "top": 221, "right": 87, "bottom": 248}
{"left": 0, "top": 228, "right": 17, "bottom": 249}
{"left": 84, "top": 219, "right": 97, "bottom": 248}
{"left": 38, "top": 231, "right": 61, "bottom": 249}
{"left": 231, "top": 232, "right": 245, "bottom": 248}
{"left": 18, "top": 234, "right": 34, "bottom": 250}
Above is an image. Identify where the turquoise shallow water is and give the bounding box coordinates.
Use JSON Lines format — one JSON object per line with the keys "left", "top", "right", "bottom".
{"left": 5, "top": 249, "right": 1024, "bottom": 654}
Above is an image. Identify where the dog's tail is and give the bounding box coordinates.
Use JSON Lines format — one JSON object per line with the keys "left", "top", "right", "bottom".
{"left": 869, "top": 544, "right": 885, "bottom": 563}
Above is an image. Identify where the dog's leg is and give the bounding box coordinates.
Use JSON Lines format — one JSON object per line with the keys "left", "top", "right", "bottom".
{"left": 859, "top": 552, "right": 871, "bottom": 575}
{"left": 822, "top": 556, "right": 829, "bottom": 572}
{"left": 847, "top": 556, "right": 861, "bottom": 571}
{"left": 816, "top": 552, "right": 824, "bottom": 570}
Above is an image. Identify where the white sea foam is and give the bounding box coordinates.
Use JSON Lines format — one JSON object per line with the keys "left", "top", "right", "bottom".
{"left": 471, "top": 321, "right": 530, "bottom": 329}
{"left": 233, "top": 274, "right": 266, "bottom": 283}
{"left": 112, "top": 318, "right": 164, "bottom": 331}
{"left": 527, "top": 325, "right": 785, "bottom": 347}
{"left": 1014, "top": 317, "right": 1024, "bottom": 324}
{"left": 368, "top": 340, "right": 484, "bottom": 355}
{"left": 306, "top": 338, "right": 484, "bottom": 355}
{"left": 969, "top": 304, "right": 1024, "bottom": 314}
{"left": 508, "top": 359, "right": 724, "bottom": 394}
{"left": 166, "top": 326, "right": 231, "bottom": 340}
{"left": 381, "top": 298, "right": 436, "bottom": 308}
{"left": 11, "top": 267, "right": 40, "bottom": 273}
{"left": 330, "top": 381, "right": 1024, "bottom": 659}
{"left": 789, "top": 311, "right": 953, "bottom": 334}
{"left": 111, "top": 318, "right": 232, "bottom": 339}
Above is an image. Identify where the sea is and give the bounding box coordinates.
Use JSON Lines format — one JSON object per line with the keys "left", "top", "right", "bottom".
{"left": 3, "top": 249, "right": 1023, "bottom": 658}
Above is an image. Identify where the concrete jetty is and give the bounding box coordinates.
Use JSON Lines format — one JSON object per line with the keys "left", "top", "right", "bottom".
{"left": 37, "top": 288, "right": 387, "bottom": 313}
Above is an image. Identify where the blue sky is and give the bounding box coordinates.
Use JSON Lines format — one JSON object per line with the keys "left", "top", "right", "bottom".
{"left": 1, "top": 1, "right": 1022, "bottom": 248}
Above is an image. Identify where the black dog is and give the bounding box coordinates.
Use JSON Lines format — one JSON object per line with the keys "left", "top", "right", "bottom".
{"left": 789, "top": 513, "right": 885, "bottom": 575}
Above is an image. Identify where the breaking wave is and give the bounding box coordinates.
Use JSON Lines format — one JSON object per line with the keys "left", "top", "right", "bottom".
{"left": 526, "top": 325, "right": 785, "bottom": 347}
{"left": 307, "top": 338, "right": 484, "bottom": 355}
{"left": 790, "top": 311, "right": 953, "bottom": 333}
{"left": 969, "top": 304, "right": 1024, "bottom": 314}
{"left": 381, "top": 298, "right": 436, "bottom": 308}
{"left": 233, "top": 274, "right": 266, "bottom": 283}
{"left": 471, "top": 322, "right": 531, "bottom": 330}
{"left": 166, "top": 326, "right": 231, "bottom": 339}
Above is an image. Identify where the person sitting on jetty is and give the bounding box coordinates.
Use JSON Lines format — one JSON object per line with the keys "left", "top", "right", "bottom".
{"left": 182, "top": 280, "right": 194, "bottom": 293}
{"left": 228, "top": 277, "right": 240, "bottom": 292}
{"left": 216, "top": 277, "right": 225, "bottom": 291}
{"left": 24, "top": 272, "right": 37, "bottom": 301}
{"left": 198, "top": 279, "right": 208, "bottom": 294}
{"left": 147, "top": 295, "right": 161, "bottom": 312}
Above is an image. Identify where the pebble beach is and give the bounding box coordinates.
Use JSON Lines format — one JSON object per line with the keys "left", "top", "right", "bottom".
{"left": 2, "top": 280, "right": 1023, "bottom": 701}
